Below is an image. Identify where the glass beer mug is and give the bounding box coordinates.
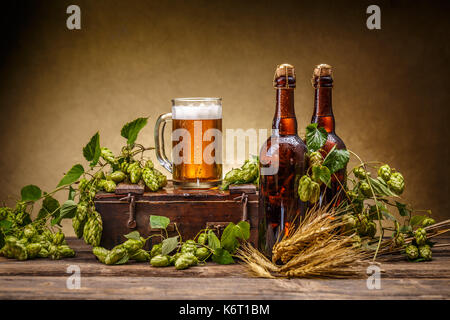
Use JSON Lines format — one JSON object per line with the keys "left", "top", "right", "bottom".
{"left": 154, "top": 98, "right": 223, "bottom": 189}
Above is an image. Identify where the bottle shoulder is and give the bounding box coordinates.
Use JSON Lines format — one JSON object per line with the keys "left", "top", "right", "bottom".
{"left": 262, "top": 134, "right": 307, "bottom": 148}
{"left": 326, "top": 133, "right": 346, "bottom": 150}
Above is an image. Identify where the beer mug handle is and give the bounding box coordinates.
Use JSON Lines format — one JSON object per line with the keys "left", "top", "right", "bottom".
{"left": 154, "top": 113, "right": 173, "bottom": 173}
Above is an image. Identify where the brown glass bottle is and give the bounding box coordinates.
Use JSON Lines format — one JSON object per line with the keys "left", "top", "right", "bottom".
{"left": 259, "top": 64, "right": 307, "bottom": 258}
{"left": 311, "top": 64, "right": 347, "bottom": 206}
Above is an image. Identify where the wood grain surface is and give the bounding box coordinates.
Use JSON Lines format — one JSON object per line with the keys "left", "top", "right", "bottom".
{"left": 0, "top": 238, "right": 449, "bottom": 300}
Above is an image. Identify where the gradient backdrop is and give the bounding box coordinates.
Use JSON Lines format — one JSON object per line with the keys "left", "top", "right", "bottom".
{"left": 1, "top": 0, "right": 449, "bottom": 235}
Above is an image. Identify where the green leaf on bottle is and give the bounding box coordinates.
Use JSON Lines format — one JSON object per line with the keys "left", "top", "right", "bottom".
{"left": 311, "top": 165, "right": 331, "bottom": 186}
{"left": 305, "top": 123, "right": 328, "bottom": 152}
{"left": 21, "top": 185, "right": 42, "bottom": 202}
{"left": 121, "top": 117, "right": 148, "bottom": 146}
{"left": 83, "top": 132, "right": 101, "bottom": 167}
{"left": 322, "top": 146, "right": 349, "bottom": 174}
{"left": 57, "top": 164, "right": 85, "bottom": 187}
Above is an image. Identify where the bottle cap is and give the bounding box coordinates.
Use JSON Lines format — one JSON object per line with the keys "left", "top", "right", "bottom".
{"left": 313, "top": 64, "right": 332, "bottom": 77}
{"left": 273, "top": 63, "right": 296, "bottom": 88}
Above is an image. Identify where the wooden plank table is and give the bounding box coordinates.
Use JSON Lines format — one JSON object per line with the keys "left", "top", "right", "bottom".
{"left": 0, "top": 238, "right": 449, "bottom": 300}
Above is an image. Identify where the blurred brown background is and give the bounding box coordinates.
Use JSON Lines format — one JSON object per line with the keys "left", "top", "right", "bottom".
{"left": 0, "top": 0, "right": 449, "bottom": 235}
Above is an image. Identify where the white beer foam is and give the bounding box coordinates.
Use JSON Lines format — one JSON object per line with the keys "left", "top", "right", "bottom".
{"left": 172, "top": 103, "right": 222, "bottom": 120}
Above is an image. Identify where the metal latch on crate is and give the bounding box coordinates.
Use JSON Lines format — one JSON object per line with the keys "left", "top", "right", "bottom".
{"left": 118, "top": 193, "right": 137, "bottom": 229}
{"left": 116, "top": 183, "right": 145, "bottom": 229}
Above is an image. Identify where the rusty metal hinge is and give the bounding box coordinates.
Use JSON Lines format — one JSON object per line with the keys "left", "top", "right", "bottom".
{"left": 119, "top": 193, "right": 136, "bottom": 229}
{"left": 233, "top": 192, "right": 249, "bottom": 222}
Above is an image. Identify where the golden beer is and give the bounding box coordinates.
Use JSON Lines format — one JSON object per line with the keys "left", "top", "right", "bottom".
{"left": 155, "top": 98, "right": 223, "bottom": 189}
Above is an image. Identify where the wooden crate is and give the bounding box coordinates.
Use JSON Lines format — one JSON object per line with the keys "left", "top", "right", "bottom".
{"left": 94, "top": 182, "right": 259, "bottom": 250}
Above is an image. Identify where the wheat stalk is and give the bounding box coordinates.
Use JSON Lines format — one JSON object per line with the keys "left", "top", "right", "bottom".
{"left": 237, "top": 206, "right": 369, "bottom": 279}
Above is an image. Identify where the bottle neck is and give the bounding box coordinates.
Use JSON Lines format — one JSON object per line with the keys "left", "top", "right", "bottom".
{"left": 311, "top": 76, "right": 335, "bottom": 133}
{"left": 272, "top": 88, "right": 297, "bottom": 135}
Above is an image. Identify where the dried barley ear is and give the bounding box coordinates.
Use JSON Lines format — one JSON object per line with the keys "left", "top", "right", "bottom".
{"left": 237, "top": 205, "right": 369, "bottom": 279}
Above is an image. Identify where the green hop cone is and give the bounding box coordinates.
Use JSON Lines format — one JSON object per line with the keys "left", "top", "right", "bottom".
{"left": 343, "top": 214, "right": 357, "bottom": 231}
{"left": 94, "top": 171, "right": 106, "bottom": 180}
{"left": 309, "top": 181, "right": 320, "bottom": 203}
{"left": 419, "top": 244, "right": 432, "bottom": 261}
{"left": 150, "top": 255, "right": 170, "bottom": 267}
{"left": 414, "top": 228, "right": 427, "bottom": 246}
{"left": 387, "top": 172, "right": 405, "bottom": 195}
{"left": 79, "top": 178, "right": 89, "bottom": 193}
{"left": 26, "top": 243, "right": 42, "bottom": 259}
{"left": 240, "top": 160, "right": 259, "bottom": 183}
{"left": 221, "top": 168, "right": 241, "bottom": 190}
{"left": 366, "top": 221, "right": 377, "bottom": 238}
{"left": 130, "top": 249, "right": 150, "bottom": 262}
{"left": 126, "top": 162, "right": 139, "bottom": 174}
{"left": 150, "top": 243, "right": 162, "bottom": 258}
{"left": 394, "top": 233, "right": 405, "bottom": 247}
{"left": 12, "top": 242, "right": 28, "bottom": 260}
{"left": 181, "top": 243, "right": 197, "bottom": 255}
{"left": 103, "top": 180, "right": 116, "bottom": 193}
{"left": 129, "top": 165, "right": 142, "bottom": 184}
{"left": 76, "top": 202, "right": 88, "bottom": 221}
{"left": 145, "top": 160, "right": 154, "bottom": 169}
{"left": 176, "top": 253, "right": 198, "bottom": 269}
{"left": 346, "top": 190, "right": 358, "bottom": 201}
{"left": 109, "top": 171, "right": 126, "bottom": 183}
{"left": 53, "top": 231, "right": 65, "bottom": 245}
{"left": 195, "top": 247, "right": 210, "bottom": 261}
{"left": 100, "top": 147, "right": 118, "bottom": 169}
{"left": 23, "top": 225, "right": 37, "bottom": 239}
{"left": 298, "top": 175, "right": 313, "bottom": 202}
{"left": 93, "top": 246, "right": 110, "bottom": 264}
{"left": 405, "top": 244, "right": 419, "bottom": 260}
{"left": 142, "top": 168, "right": 160, "bottom": 192}
{"left": 42, "top": 230, "right": 54, "bottom": 242}
{"left": 120, "top": 161, "right": 130, "bottom": 174}
{"left": 153, "top": 168, "right": 168, "bottom": 187}
{"left": 356, "top": 214, "right": 369, "bottom": 236}
{"left": 37, "top": 247, "right": 49, "bottom": 258}
{"left": 353, "top": 166, "right": 370, "bottom": 179}
{"left": 309, "top": 151, "right": 323, "bottom": 167}
{"left": 72, "top": 217, "right": 84, "bottom": 239}
{"left": 197, "top": 233, "right": 207, "bottom": 245}
{"left": 0, "top": 207, "right": 11, "bottom": 220}
{"left": 377, "top": 164, "right": 392, "bottom": 182}
{"left": 57, "top": 245, "right": 75, "bottom": 258}
{"left": 359, "top": 181, "right": 372, "bottom": 197}
{"left": 123, "top": 239, "right": 144, "bottom": 255}
{"left": 169, "top": 252, "right": 182, "bottom": 266}
{"left": 175, "top": 257, "right": 190, "bottom": 270}
{"left": 422, "top": 217, "right": 435, "bottom": 227}
{"left": 105, "top": 246, "right": 128, "bottom": 265}
{"left": 352, "top": 235, "right": 362, "bottom": 248}
{"left": 15, "top": 201, "right": 27, "bottom": 214}
{"left": 83, "top": 210, "right": 103, "bottom": 247}
{"left": 73, "top": 202, "right": 88, "bottom": 239}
